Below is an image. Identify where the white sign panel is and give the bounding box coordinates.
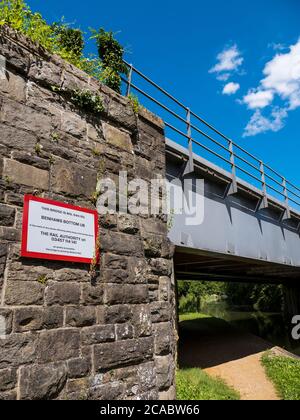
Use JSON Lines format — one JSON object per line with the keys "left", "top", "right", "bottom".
{"left": 21, "top": 196, "right": 98, "bottom": 263}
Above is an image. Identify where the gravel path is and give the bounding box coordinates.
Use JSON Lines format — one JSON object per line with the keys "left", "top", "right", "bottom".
{"left": 179, "top": 316, "right": 280, "bottom": 400}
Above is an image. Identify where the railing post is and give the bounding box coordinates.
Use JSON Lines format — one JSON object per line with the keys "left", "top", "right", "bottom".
{"left": 282, "top": 177, "right": 291, "bottom": 220}
{"left": 259, "top": 161, "right": 268, "bottom": 210}
{"left": 183, "top": 108, "right": 194, "bottom": 176}
{"left": 228, "top": 140, "right": 237, "bottom": 195}
{"left": 126, "top": 64, "right": 133, "bottom": 97}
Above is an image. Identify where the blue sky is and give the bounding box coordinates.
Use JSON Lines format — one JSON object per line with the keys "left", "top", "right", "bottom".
{"left": 27, "top": 0, "right": 300, "bottom": 185}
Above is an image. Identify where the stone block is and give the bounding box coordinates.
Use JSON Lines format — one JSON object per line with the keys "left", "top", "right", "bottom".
{"left": 14, "top": 306, "right": 64, "bottom": 333}
{"left": 0, "top": 98, "right": 55, "bottom": 138}
{"left": 45, "top": 282, "right": 80, "bottom": 305}
{"left": 153, "top": 323, "right": 173, "bottom": 356}
{"left": 118, "top": 214, "right": 139, "bottom": 234}
{"left": 98, "top": 305, "right": 132, "bottom": 324}
{"left": 155, "top": 355, "right": 174, "bottom": 391}
{"left": 151, "top": 302, "right": 171, "bottom": 323}
{"left": 0, "top": 308, "right": 12, "bottom": 335}
{"left": 19, "top": 363, "right": 67, "bottom": 400}
{"left": 60, "top": 112, "right": 86, "bottom": 139}
{"left": 94, "top": 337, "right": 154, "bottom": 371}
{"left": 4, "top": 281, "right": 44, "bottom": 305}
{"left": 67, "top": 357, "right": 91, "bottom": 379}
{"left": 81, "top": 325, "right": 115, "bottom": 345}
{"left": 28, "top": 58, "right": 62, "bottom": 88}
{"left": 132, "top": 305, "right": 152, "bottom": 338}
{"left": 81, "top": 284, "right": 104, "bottom": 305}
{"left": 103, "top": 123, "right": 133, "bottom": 152}
{"left": 65, "top": 306, "right": 96, "bottom": 327}
{"left": 104, "top": 284, "right": 149, "bottom": 305}
{"left": 0, "top": 333, "right": 37, "bottom": 369}
{"left": 51, "top": 159, "right": 97, "bottom": 198}
{"left": 116, "top": 324, "right": 134, "bottom": 341}
{"left": 159, "top": 276, "right": 170, "bottom": 302}
{"left": 0, "top": 124, "right": 37, "bottom": 152}
{"left": 89, "top": 381, "right": 124, "bottom": 401}
{"left": 0, "top": 70, "right": 26, "bottom": 102}
{"left": 37, "top": 329, "right": 80, "bottom": 363}
{"left": 2, "top": 159, "right": 49, "bottom": 190}
{"left": 0, "top": 368, "right": 17, "bottom": 392}
{"left": 101, "top": 231, "right": 144, "bottom": 257}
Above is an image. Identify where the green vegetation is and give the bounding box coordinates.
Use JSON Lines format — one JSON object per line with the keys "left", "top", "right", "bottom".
{"left": 177, "top": 368, "right": 240, "bottom": 400}
{"left": 178, "top": 280, "right": 225, "bottom": 314}
{"left": 51, "top": 86, "right": 104, "bottom": 115}
{"left": 178, "top": 280, "right": 284, "bottom": 315}
{"left": 262, "top": 353, "right": 300, "bottom": 400}
{"left": 128, "top": 93, "right": 140, "bottom": 114}
{"left": 92, "top": 28, "right": 128, "bottom": 94}
{"left": 0, "top": 0, "right": 127, "bottom": 94}
{"left": 226, "top": 282, "right": 283, "bottom": 312}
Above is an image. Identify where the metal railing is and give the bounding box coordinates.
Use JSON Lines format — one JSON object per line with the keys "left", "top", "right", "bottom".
{"left": 122, "top": 61, "right": 300, "bottom": 215}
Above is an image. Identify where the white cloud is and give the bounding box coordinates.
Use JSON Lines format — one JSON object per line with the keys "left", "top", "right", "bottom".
{"left": 242, "top": 38, "right": 300, "bottom": 136}
{"left": 210, "top": 45, "right": 243, "bottom": 77}
{"left": 261, "top": 39, "right": 300, "bottom": 109}
{"left": 243, "top": 89, "right": 274, "bottom": 109}
{"left": 222, "top": 82, "right": 240, "bottom": 95}
{"left": 217, "top": 73, "right": 231, "bottom": 82}
{"left": 243, "top": 108, "right": 288, "bottom": 137}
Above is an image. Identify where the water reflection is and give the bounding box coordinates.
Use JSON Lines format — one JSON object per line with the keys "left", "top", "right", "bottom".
{"left": 201, "top": 300, "right": 300, "bottom": 356}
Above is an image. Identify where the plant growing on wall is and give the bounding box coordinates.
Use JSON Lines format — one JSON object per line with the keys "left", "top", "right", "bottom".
{"left": 0, "top": 1, "right": 129, "bottom": 94}
{"left": 93, "top": 28, "right": 128, "bottom": 94}
{"left": 51, "top": 21, "right": 84, "bottom": 67}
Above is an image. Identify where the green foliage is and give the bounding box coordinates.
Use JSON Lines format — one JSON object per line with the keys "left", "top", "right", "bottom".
{"left": 262, "top": 353, "right": 300, "bottom": 400}
{"left": 0, "top": 0, "right": 54, "bottom": 50}
{"left": 70, "top": 89, "right": 104, "bottom": 115}
{"left": 176, "top": 368, "right": 240, "bottom": 400}
{"left": 226, "top": 282, "right": 283, "bottom": 312}
{"left": 0, "top": 1, "right": 127, "bottom": 93}
{"left": 52, "top": 21, "right": 84, "bottom": 58}
{"left": 93, "top": 28, "right": 128, "bottom": 93}
{"left": 128, "top": 93, "right": 140, "bottom": 114}
{"left": 178, "top": 280, "right": 226, "bottom": 314}
{"left": 51, "top": 85, "right": 104, "bottom": 116}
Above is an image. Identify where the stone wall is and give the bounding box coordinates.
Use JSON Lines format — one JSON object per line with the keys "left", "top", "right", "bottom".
{"left": 0, "top": 26, "right": 176, "bottom": 400}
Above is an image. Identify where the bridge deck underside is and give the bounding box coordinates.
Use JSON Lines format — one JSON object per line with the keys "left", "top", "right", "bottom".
{"left": 175, "top": 248, "right": 300, "bottom": 285}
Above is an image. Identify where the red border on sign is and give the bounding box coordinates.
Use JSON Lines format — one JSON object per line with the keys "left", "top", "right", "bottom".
{"left": 21, "top": 195, "right": 99, "bottom": 264}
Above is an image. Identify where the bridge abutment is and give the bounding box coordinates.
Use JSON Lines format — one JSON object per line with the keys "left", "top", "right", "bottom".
{"left": 0, "top": 26, "right": 176, "bottom": 400}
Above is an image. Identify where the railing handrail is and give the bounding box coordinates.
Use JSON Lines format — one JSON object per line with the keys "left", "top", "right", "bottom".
{"left": 122, "top": 61, "right": 300, "bottom": 215}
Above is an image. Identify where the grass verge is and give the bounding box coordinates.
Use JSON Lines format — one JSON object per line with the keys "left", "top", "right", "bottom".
{"left": 262, "top": 352, "right": 300, "bottom": 400}
{"left": 176, "top": 368, "right": 240, "bottom": 400}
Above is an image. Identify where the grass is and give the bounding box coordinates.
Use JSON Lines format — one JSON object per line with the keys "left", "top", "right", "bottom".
{"left": 177, "top": 313, "right": 240, "bottom": 400}
{"left": 176, "top": 368, "right": 240, "bottom": 400}
{"left": 262, "top": 352, "right": 300, "bottom": 400}
{"left": 179, "top": 313, "right": 210, "bottom": 322}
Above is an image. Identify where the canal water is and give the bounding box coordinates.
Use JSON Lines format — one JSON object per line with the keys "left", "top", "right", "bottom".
{"left": 201, "top": 299, "right": 300, "bottom": 356}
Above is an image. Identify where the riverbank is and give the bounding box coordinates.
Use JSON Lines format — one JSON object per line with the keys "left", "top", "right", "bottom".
{"left": 178, "top": 313, "right": 279, "bottom": 400}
